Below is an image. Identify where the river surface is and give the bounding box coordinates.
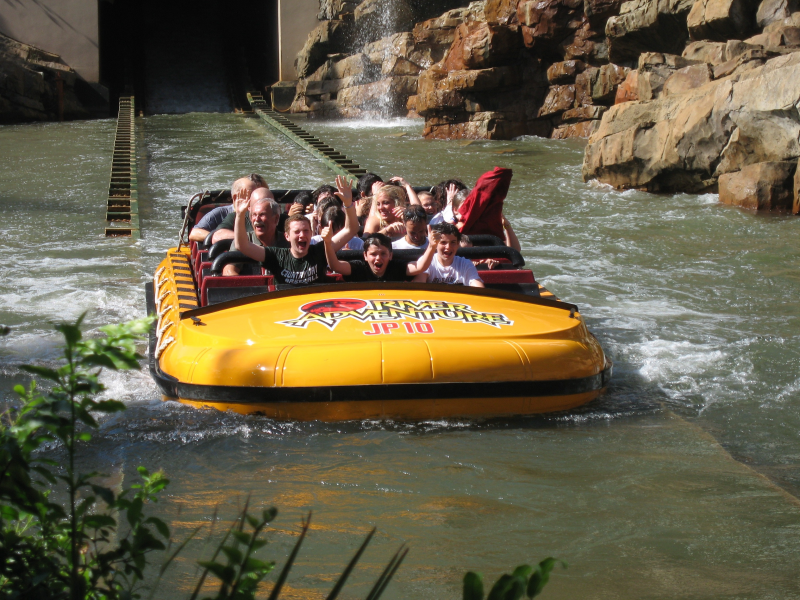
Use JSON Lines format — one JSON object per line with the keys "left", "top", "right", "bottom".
{"left": 1, "top": 114, "right": 799, "bottom": 599}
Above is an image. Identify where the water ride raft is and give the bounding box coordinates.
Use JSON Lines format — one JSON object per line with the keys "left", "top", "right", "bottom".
{"left": 146, "top": 190, "right": 611, "bottom": 421}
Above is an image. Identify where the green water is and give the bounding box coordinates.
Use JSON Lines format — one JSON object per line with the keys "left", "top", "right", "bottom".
{"left": 1, "top": 114, "right": 799, "bottom": 598}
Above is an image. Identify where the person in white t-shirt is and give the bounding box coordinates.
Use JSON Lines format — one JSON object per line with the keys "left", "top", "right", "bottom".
{"left": 413, "top": 223, "right": 484, "bottom": 287}
{"left": 392, "top": 205, "right": 429, "bottom": 251}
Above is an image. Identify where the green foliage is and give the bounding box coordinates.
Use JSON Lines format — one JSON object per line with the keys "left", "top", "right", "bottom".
{"left": 463, "top": 557, "right": 566, "bottom": 600}
{"left": 0, "top": 314, "right": 166, "bottom": 599}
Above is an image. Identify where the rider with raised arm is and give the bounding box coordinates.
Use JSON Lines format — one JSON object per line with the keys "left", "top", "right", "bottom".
{"left": 322, "top": 230, "right": 440, "bottom": 282}
{"left": 233, "top": 175, "right": 357, "bottom": 285}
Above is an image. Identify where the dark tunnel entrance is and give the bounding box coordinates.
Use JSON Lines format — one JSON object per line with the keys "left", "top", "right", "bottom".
{"left": 99, "top": 0, "right": 279, "bottom": 115}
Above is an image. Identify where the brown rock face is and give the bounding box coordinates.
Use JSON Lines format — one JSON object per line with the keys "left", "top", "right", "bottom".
{"left": 719, "top": 161, "right": 797, "bottom": 210}
{"left": 519, "top": 0, "right": 586, "bottom": 52}
{"left": 746, "top": 25, "right": 800, "bottom": 48}
{"left": 583, "top": 52, "right": 800, "bottom": 192}
{"left": 585, "top": 0, "right": 625, "bottom": 25}
{"left": 682, "top": 40, "right": 727, "bottom": 63}
{"left": 662, "top": 62, "right": 713, "bottom": 95}
{"left": 547, "top": 59, "right": 588, "bottom": 82}
{"left": 559, "top": 18, "right": 610, "bottom": 63}
{"left": 637, "top": 52, "right": 700, "bottom": 100}
{"left": 563, "top": 104, "right": 609, "bottom": 119}
{"left": 614, "top": 69, "right": 640, "bottom": 102}
{"left": 756, "top": 0, "right": 800, "bottom": 28}
{"left": 687, "top": 0, "right": 754, "bottom": 41}
{"left": 793, "top": 157, "right": 800, "bottom": 213}
{"left": 575, "top": 67, "right": 600, "bottom": 104}
{"left": 593, "top": 63, "right": 630, "bottom": 102}
{"left": 606, "top": 0, "right": 697, "bottom": 63}
{"left": 486, "top": 0, "right": 522, "bottom": 26}
{"left": 538, "top": 84, "right": 578, "bottom": 116}
{"left": 444, "top": 21, "right": 522, "bottom": 71}
{"left": 552, "top": 119, "right": 601, "bottom": 137}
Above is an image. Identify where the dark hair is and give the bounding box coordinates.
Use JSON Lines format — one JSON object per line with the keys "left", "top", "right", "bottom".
{"left": 320, "top": 206, "right": 345, "bottom": 231}
{"left": 432, "top": 179, "right": 467, "bottom": 209}
{"left": 358, "top": 172, "right": 383, "bottom": 198}
{"left": 362, "top": 232, "right": 393, "bottom": 253}
{"left": 432, "top": 222, "right": 461, "bottom": 242}
{"left": 316, "top": 196, "right": 340, "bottom": 217}
{"left": 293, "top": 191, "right": 314, "bottom": 207}
{"left": 312, "top": 184, "right": 337, "bottom": 203}
{"left": 284, "top": 214, "right": 311, "bottom": 232}
{"left": 403, "top": 205, "right": 427, "bottom": 225}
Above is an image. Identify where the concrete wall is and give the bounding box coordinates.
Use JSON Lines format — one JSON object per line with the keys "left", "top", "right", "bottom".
{"left": 0, "top": 0, "right": 99, "bottom": 82}
{"left": 278, "top": 0, "right": 318, "bottom": 81}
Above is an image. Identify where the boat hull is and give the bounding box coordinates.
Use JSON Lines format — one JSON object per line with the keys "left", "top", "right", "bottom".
{"left": 148, "top": 247, "right": 611, "bottom": 420}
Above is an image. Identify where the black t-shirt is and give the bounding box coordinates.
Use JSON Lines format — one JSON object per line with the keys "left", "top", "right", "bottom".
{"left": 344, "top": 260, "right": 409, "bottom": 282}
{"left": 261, "top": 243, "right": 328, "bottom": 285}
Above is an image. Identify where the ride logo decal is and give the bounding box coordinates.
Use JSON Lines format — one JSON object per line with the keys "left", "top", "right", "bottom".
{"left": 277, "top": 298, "right": 513, "bottom": 332}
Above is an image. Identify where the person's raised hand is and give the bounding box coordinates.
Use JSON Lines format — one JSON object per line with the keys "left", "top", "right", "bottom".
{"left": 383, "top": 221, "right": 405, "bottom": 237}
{"left": 234, "top": 194, "right": 250, "bottom": 216}
{"left": 288, "top": 202, "right": 305, "bottom": 216}
{"left": 429, "top": 228, "right": 442, "bottom": 247}
{"left": 392, "top": 206, "right": 405, "bottom": 221}
{"left": 321, "top": 225, "right": 333, "bottom": 241}
{"left": 446, "top": 183, "right": 458, "bottom": 204}
{"left": 334, "top": 175, "right": 353, "bottom": 206}
{"left": 389, "top": 176, "right": 408, "bottom": 187}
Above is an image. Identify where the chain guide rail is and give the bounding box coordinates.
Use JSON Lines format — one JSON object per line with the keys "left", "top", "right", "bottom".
{"left": 105, "top": 96, "right": 140, "bottom": 239}
{"left": 247, "top": 92, "right": 367, "bottom": 181}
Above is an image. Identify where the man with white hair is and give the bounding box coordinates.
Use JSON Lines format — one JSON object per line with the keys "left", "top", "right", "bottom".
{"left": 223, "top": 188, "right": 285, "bottom": 276}
{"left": 188, "top": 174, "right": 267, "bottom": 243}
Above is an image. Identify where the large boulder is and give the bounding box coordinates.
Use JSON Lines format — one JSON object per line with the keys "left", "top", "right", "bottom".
{"left": 662, "top": 62, "right": 713, "bottom": 95}
{"left": 295, "top": 20, "right": 354, "bottom": 78}
{"left": 687, "top": 0, "right": 756, "bottom": 41}
{"left": 559, "top": 18, "right": 610, "bottom": 63}
{"left": 518, "top": 0, "right": 586, "bottom": 52}
{"left": 719, "top": 161, "right": 796, "bottom": 210}
{"left": 413, "top": 4, "right": 486, "bottom": 63}
{"left": 606, "top": 0, "right": 697, "bottom": 63}
{"left": 443, "top": 21, "right": 521, "bottom": 70}
{"left": 637, "top": 52, "right": 699, "bottom": 100}
{"left": 614, "top": 68, "right": 640, "bottom": 101}
{"left": 756, "top": 0, "right": 800, "bottom": 28}
{"left": 682, "top": 40, "right": 727, "bottom": 62}
{"left": 582, "top": 52, "right": 800, "bottom": 191}
{"left": 547, "top": 59, "right": 588, "bottom": 82}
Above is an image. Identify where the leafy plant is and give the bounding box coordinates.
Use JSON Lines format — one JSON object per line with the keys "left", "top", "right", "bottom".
{"left": 463, "top": 558, "right": 566, "bottom": 600}
{"left": 0, "top": 315, "right": 168, "bottom": 599}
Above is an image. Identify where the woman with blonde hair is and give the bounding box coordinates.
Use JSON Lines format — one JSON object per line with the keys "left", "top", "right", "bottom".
{"left": 362, "top": 184, "right": 409, "bottom": 241}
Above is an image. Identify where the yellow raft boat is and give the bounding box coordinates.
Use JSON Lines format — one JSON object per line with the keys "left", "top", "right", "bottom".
{"left": 147, "top": 241, "right": 611, "bottom": 421}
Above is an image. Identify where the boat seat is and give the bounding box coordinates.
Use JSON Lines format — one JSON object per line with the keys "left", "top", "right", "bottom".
{"left": 479, "top": 269, "right": 535, "bottom": 284}
{"left": 193, "top": 251, "right": 208, "bottom": 277}
{"left": 206, "top": 285, "right": 271, "bottom": 305}
{"left": 200, "top": 275, "right": 273, "bottom": 305}
{"left": 485, "top": 283, "right": 541, "bottom": 297}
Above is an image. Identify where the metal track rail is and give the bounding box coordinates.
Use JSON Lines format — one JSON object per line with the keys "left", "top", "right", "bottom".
{"left": 105, "top": 96, "right": 140, "bottom": 239}
{"left": 247, "top": 92, "right": 367, "bottom": 181}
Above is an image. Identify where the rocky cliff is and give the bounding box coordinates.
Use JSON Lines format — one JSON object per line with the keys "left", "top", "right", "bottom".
{"left": 292, "top": 0, "right": 800, "bottom": 209}
{"left": 0, "top": 34, "right": 103, "bottom": 124}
